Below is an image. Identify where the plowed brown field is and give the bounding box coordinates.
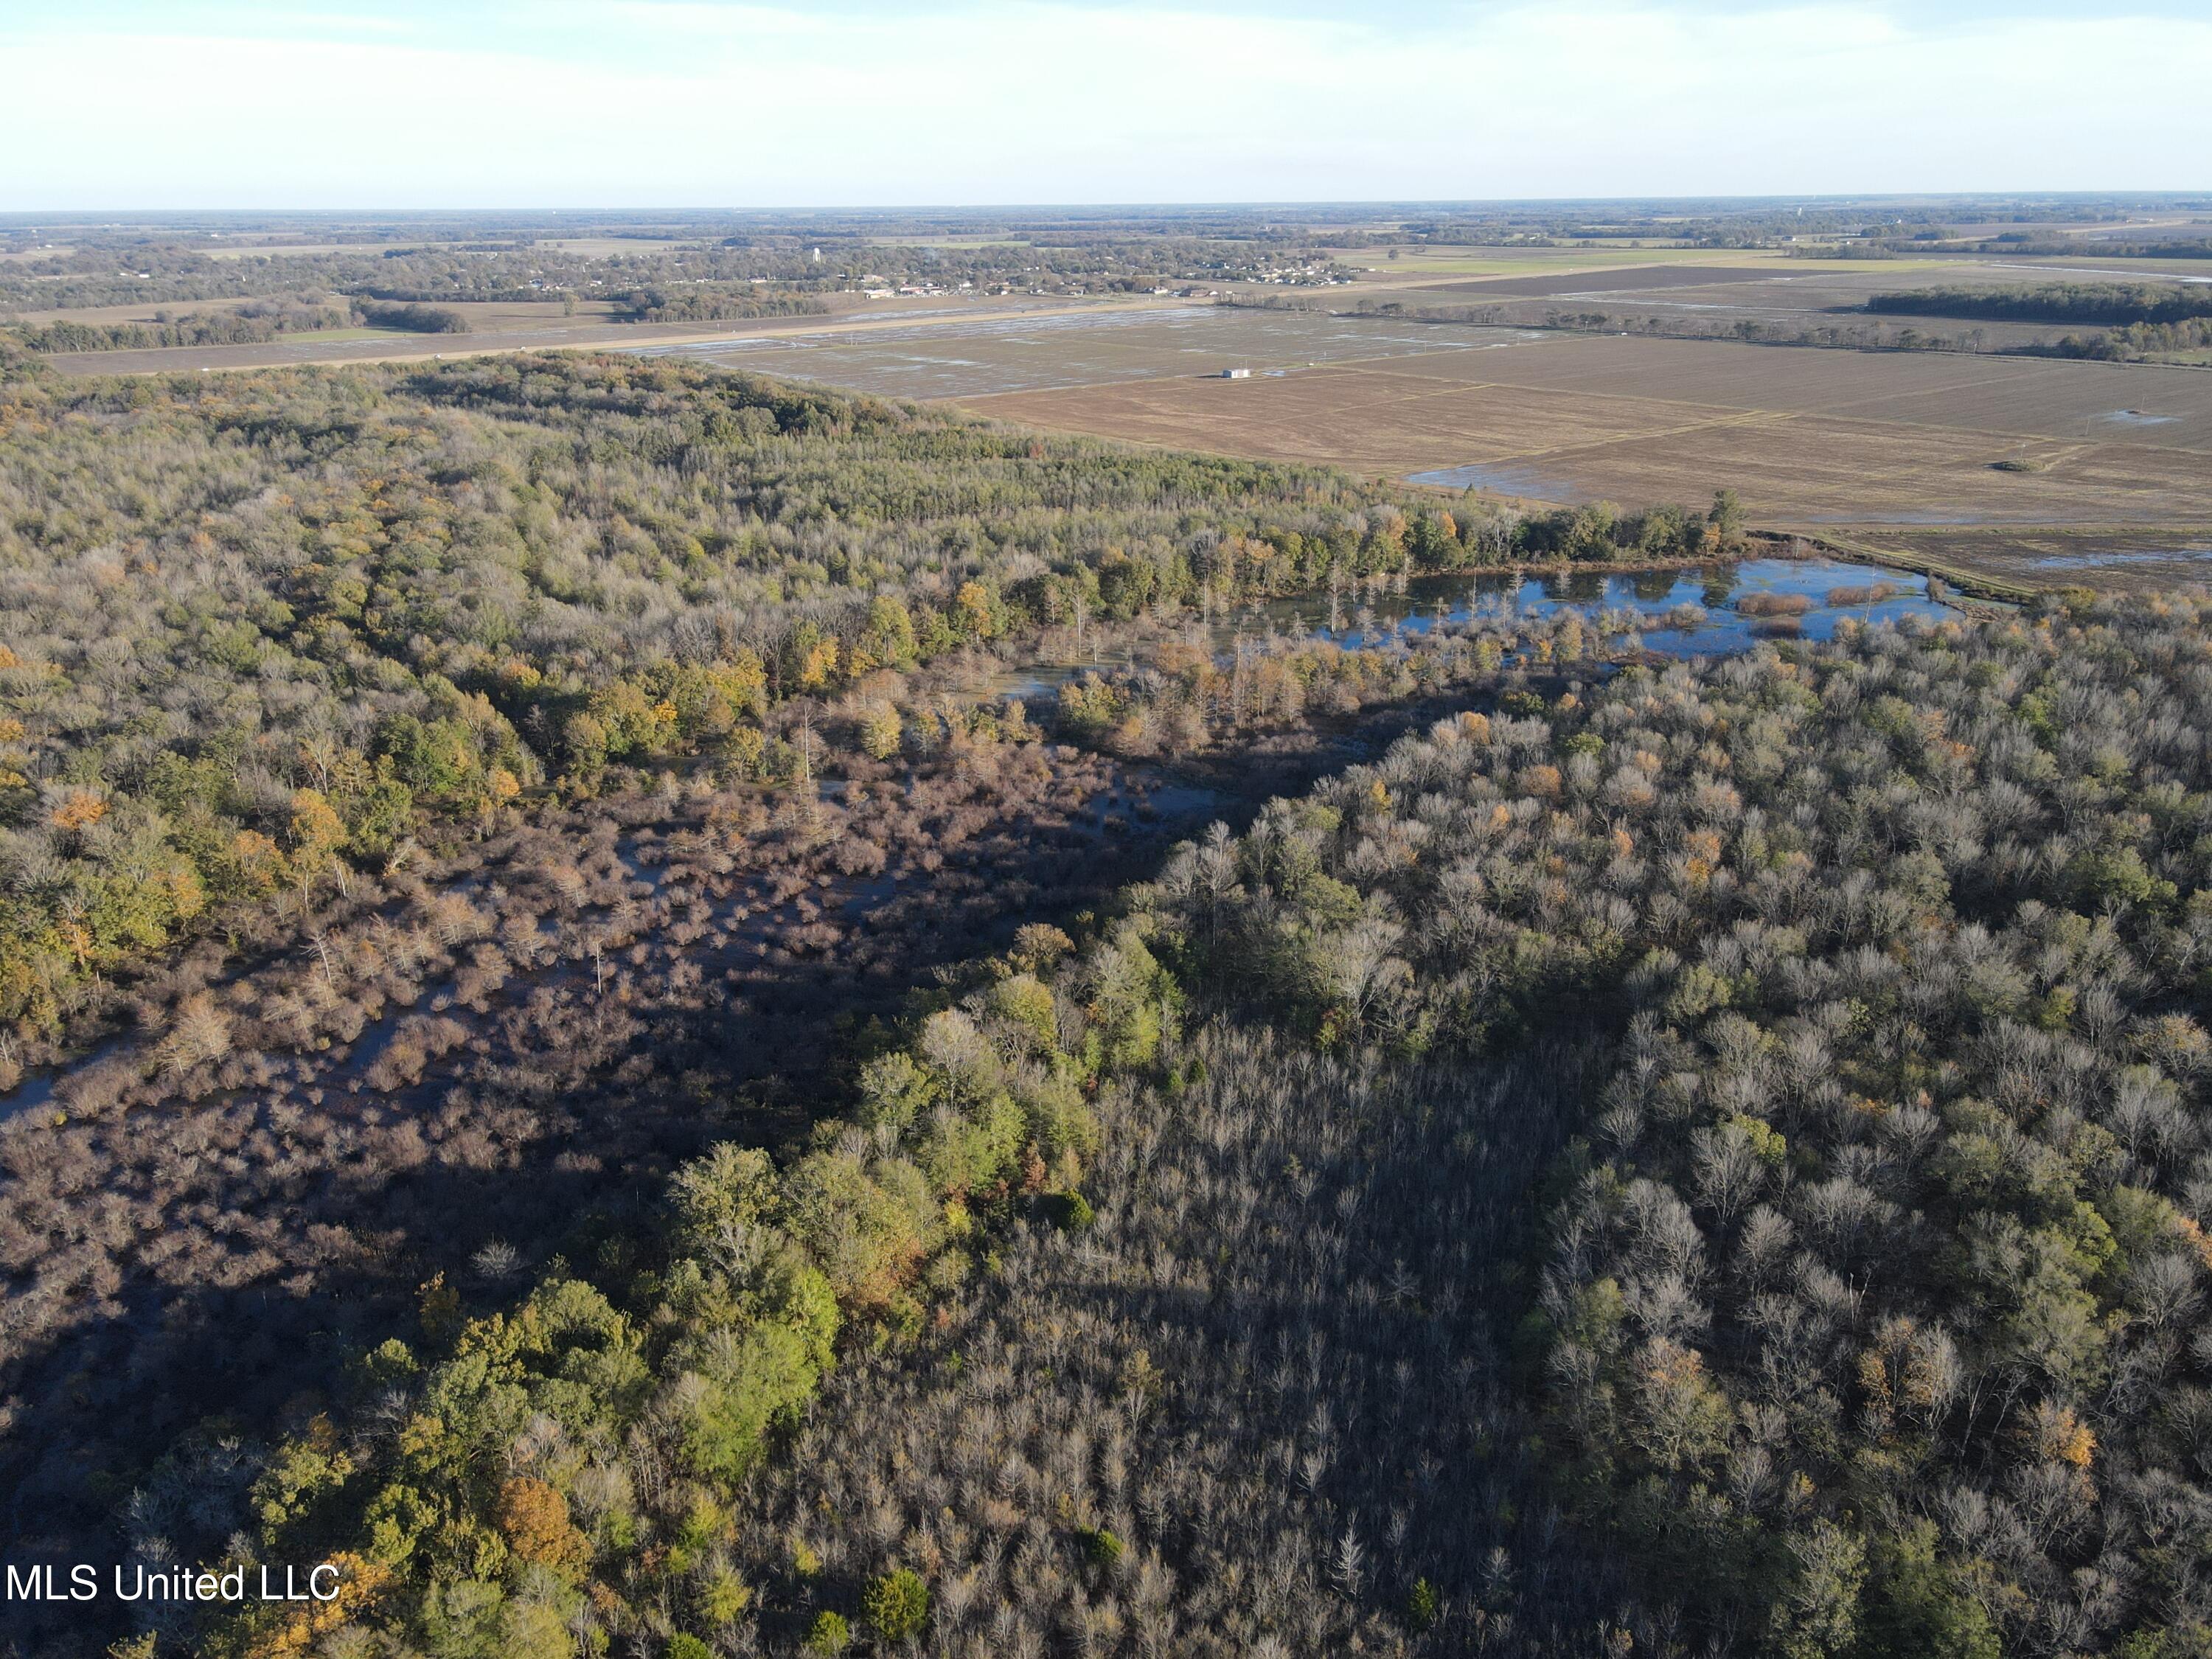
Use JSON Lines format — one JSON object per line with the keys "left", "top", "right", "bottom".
{"left": 958, "top": 333, "right": 2212, "bottom": 534}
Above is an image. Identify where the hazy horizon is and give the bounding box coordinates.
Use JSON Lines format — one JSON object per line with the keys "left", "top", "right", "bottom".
{"left": 4, "top": 190, "right": 2204, "bottom": 223}
{"left": 4, "top": 1, "right": 2208, "bottom": 211}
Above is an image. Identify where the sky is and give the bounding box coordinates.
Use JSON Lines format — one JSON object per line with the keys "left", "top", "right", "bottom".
{"left": 3, "top": 1, "right": 2207, "bottom": 209}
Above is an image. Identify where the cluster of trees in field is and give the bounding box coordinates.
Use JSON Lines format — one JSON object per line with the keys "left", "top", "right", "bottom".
{"left": 2031, "top": 319, "right": 2212, "bottom": 364}
{"left": 1322, "top": 285, "right": 2212, "bottom": 364}
{"left": 1158, "top": 491, "right": 1743, "bottom": 606}
{"left": 1869, "top": 284, "right": 2212, "bottom": 328}
{"left": 160, "top": 589, "right": 2212, "bottom": 1657}
{"left": 346, "top": 246, "right": 835, "bottom": 310}
{"left": 612, "top": 290, "right": 831, "bottom": 324}
{"left": 356, "top": 301, "right": 472, "bottom": 334}
{"left": 1860, "top": 283, "right": 2212, "bottom": 363}
{"left": 2, "top": 297, "right": 355, "bottom": 353}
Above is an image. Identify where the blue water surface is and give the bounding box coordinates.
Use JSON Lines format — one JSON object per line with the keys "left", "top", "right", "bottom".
{"left": 1239, "top": 557, "right": 1953, "bottom": 659}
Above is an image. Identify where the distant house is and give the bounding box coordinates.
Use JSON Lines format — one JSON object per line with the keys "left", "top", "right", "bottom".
{"left": 1221, "top": 367, "right": 1251, "bottom": 379}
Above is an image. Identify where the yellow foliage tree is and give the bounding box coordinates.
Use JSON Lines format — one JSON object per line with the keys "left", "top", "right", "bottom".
{"left": 48, "top": 787, "right": 108, "bottom": 835}
{"left": 495, "top": 1475, "right": 592, "bottom": 1577}
{"left": 797, "top": 634, "right": 841, "bottom": 691}
{"left": 285, "top": 787, "right": 349, "bottom": 891}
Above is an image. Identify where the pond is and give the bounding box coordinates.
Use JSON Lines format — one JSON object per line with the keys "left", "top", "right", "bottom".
{"left": 1225, "top": 557, "right": 1956, "bottom": 659}
{"left": 1405, "top": 462, "right": 1568, "bottom": 496}
{"left": 1, "top": 1039, "right": 125, "bottom": 1124}
{"left": 0, "top": 556, "right": 1964, "bottom": 1121}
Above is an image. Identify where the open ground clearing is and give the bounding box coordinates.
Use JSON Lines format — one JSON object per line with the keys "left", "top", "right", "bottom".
{"left": 630, "top": 304, "right": 1534, "bottom": 397}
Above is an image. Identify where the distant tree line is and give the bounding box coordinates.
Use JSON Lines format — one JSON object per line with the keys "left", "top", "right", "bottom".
{"left": 1869, "top": 282, "right": 2212, "bottom": 327}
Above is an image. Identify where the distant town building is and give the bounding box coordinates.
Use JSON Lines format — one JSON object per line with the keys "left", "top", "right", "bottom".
{"left": 1221, "top": 367, "right": 1251, "bottom": 379}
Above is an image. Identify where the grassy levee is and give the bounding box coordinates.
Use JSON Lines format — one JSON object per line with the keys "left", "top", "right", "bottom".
{"left": 1768, "top": 530, "right": 2042, "bottom": 603}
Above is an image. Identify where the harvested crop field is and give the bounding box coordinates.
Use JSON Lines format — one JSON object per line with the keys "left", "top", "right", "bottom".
{"left": 630, "top": 305, "right": 1545, "bottom": 397}
{"left": 959, "top": 329, "right": 2212, "bottom": 532}
{"left": 1358, "top": 333, "right": 2212, "bottom": 445}
{"left": 1342, "top": 256, "right": 2212, "bottom": 351}
{"left": 1322, "top": 246, "right": 1819, "bottom": 280}
{"left": 1414, "top": 262, "right": 1802, "bottom": 299}
{"left": 1840, "top": 528, "right": 2212, "bottom": 596}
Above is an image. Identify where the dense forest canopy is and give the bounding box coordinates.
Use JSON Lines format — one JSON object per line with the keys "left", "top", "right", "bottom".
{"left": 14, "top": 317, "right": 2212, "bottom": 1659}
{"left": 114, "top": 585, "right": 2212, "bottom": 1659}
{"left": 0, "top": 349, "right": 1742, "bottom": 1049}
